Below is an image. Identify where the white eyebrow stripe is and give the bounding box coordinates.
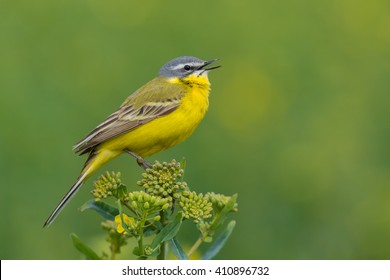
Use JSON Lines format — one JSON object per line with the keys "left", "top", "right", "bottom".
{"left": 170, "top": 62, "right": 203, "bottom": 70}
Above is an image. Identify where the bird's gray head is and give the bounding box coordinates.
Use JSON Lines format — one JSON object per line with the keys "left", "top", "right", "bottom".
{"left": 158, "top": 56, "right": 220, "bottom": 78}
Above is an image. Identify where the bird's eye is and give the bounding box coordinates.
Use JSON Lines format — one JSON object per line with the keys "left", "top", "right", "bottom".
{"left": 184, "top": 64, "right": 192, "bottom": 71}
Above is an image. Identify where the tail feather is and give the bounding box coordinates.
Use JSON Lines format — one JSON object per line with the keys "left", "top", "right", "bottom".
{"left": 43, "top": 172, "right": 87, "bottom": 227}
{"left": 44, "top": 149, "right": 117, "bottom": 227}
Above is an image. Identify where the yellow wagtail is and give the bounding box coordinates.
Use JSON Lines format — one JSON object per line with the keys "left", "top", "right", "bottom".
{"left": 44, "top": 56, "right": 220, "bottom": 227}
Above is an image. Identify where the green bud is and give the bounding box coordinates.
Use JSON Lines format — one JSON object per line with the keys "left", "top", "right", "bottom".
{"left": 153, "top": 199, "right": 161, "bottom": 207}
{"left": 204, "top": 236, "right": 213, "bottom": 243}
{"left": 153, "top": 215, "right": 161, "bottom": 222}
{"left": 173, "top": 193, "right": 180, "bottom": 199}
{"left": 162, "top": 203, "right": 170, "bottom": 210}
{"left": 144, "top": 246, "right": 154, "bottom": 256}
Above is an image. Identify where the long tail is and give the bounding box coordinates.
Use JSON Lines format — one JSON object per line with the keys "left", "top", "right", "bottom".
{"left": 43, "top": 150, "right": 105, "bottom": 227}
{"left": 43, "top": 172, "right": 88, "bottom": 227}
{"left": 44, "top": 149, "right": 120, "bottom": 227}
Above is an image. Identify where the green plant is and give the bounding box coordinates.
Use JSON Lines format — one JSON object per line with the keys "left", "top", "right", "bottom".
{"left": 72, "top": 159, "right": 237, "bottom": 260}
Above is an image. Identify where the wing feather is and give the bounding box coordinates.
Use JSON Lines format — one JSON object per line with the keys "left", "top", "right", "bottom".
{"left": 73, "top": 77, "right": 185, "bottom": 155}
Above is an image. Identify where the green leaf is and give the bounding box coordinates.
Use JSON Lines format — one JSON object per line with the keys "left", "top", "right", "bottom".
{"left": 79, "top": 199, "right": 119, "bottom": 221}
{"left": 170, "top": 238, "right": 189, "bottom": 260}
{"left": 116, "top": 184, "right": 128, "bottom": 200}
{"left": 143, "top": 225, "right": 158, "bottom": 237}
{"left": 210, "top": 194, "right": 238, "bottom": 230}
{"left": 71, "top": 233, "right": 100, "bottom": 260}
{"left": 201, "top": 220, "right": 236, "bottom": 260}
{"left": 151, "top": 213, "right": 183, "bottom": 249}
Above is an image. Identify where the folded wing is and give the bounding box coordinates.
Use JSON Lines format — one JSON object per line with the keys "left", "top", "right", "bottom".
{"left": 73, "top": 77, "right": 185, "bottom": 155}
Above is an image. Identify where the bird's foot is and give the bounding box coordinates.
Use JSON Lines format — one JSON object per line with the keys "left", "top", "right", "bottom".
{"left": 136, "top": 158, "right": 153, "bottom": 170}
{"left": 124, "top": 149, "right": 153, "bottom": 170}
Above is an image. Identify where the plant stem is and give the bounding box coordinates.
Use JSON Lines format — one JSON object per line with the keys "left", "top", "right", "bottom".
{"left": 187, "top": 237, "right": 203, "bottom": 257}
{"left": 110, "top": 249, "right": 116, "bottom": 260}
{"left": 157, "top": 241, "right": 167, "bottom": 260}
{"left": 157, "top": 210, "right": 166, "bottom": 260}
{"left": 138, "top": 214, "right": 146, "bottom": 256}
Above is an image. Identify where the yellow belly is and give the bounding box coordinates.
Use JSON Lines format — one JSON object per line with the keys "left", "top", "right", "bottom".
{"left": 99, "top": 85, "right": 210, "bottom": 158}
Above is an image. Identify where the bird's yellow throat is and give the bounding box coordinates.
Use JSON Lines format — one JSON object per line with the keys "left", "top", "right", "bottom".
{"left": 172, "top": 73, "right": 211, "bottom": 90}
{"left": 168, "top": 74, "right": 211, "bottom": 116}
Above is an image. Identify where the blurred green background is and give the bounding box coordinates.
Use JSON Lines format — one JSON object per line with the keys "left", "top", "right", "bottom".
{"left": 1, "top": 0, "right": 390, "bottom": 259}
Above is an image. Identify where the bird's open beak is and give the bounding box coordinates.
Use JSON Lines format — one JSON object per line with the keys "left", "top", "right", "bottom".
{"left": 199, "top": 59, "right": 221, "bottom": 71}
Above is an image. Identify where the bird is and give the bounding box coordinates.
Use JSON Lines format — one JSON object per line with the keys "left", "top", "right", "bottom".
{"left": 44, "top": 56, "right": 220, "bottom": 227}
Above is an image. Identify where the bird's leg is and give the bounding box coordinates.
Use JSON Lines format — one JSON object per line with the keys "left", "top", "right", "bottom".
{"left": 124, "top": 149, "right": 153, "bottom": 170}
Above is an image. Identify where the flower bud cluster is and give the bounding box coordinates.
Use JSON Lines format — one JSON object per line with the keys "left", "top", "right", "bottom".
{"left": 91, "top": 171, "right": 124, "bottom": 200}
{"left": 128, "top": 191, "right": 171, "bottom": 215}
{"left": 137, "top": 160, "right": 189, "bottom": 200}
{"left": 179, "top": 191, "right": 213, "bottom": 223}
{"left": 206, "top": 192, "right": 238, "bottom": 212}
